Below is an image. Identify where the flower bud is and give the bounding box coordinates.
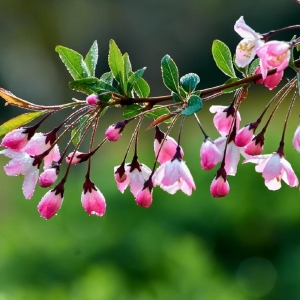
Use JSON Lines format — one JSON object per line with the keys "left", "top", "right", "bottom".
{"left": 105, "top": 121, "right": 127, "bottom": 141}
{"left": 135, "top": 179, "right": 153, "bottom": 208}
{"left": 39, "top": 166, "right": 59, "bottom": 188}
{"left": 86, "top": 94, "right": 99, "bottom": 105}
{"left": 200, "top": 138, "right": 222, "bottom": 170}
{"left": 1, "top": 128, "right": 30, "bottom": 151}
{"left": 65, "top": 151, "right": 84, "bottom": 165}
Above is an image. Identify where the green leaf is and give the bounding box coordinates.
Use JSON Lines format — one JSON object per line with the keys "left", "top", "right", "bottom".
{"left": 181, "top": 95, "right": 203, "bottom": 116}
{"left": 100, "top": 71, "right": 113, "bottom": 85}
{"left": 123, "top": 53, "right": 132, "bottom": 84}
{"left": 108, "top": 40, "right": 124, "bottom": 86}
{"left": 212, "top": 40, "right": 236, "bottom": 78}
{"left": 248, "top": 58, "right": 260, "bottom": 75}
{"left": 123, "top": 104, "right": 144, "bottom": 119}
{"left": 0, "top": 111, "right": 46, "bottom": 137}
{"left": 127, "top": 67, "right": 146, "bottom": 95}
{"left": 222, "top": 78, "right": 242, "bottom": 93}
{"left": 71, "top": 116, "right": 89, "bottom": 146}
{"left": 297, "top": 73, "right": 300, "bottom": 96}
{"left": 145, "top": 105, "right": 171, "bottom": 121}
{"left": 55, "top": 45, "right": 89, "bottom": 80}
{"left": 180, "top": 73, "right": 200, "bottom": 93}
{"left": 161, "top": 55, "right": 179, "bottom": 93}
{"left": 172, "top": 92, "right": 182, "bottom": 102}
{"left": 134, "top": 77, "right": 150, "bottom": 98}
{"left": 297, "top": 44, "right": 300, "bottom": 52}
{"left": 85, "top": 40, "right": 98, "bottom": 77}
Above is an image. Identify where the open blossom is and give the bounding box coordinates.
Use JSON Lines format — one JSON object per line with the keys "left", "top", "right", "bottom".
{"left": 244, "top": 153, "right": 298, "bottom": 190}
{"left": 105, "top": 121, "right": 128, "bottom": 141}
{"left": 234, "top": 16, "right": 264, "bottom": 67}
{"left": 154, "top": 126, "right": 184, "bottom": 164}
{"left": 153, "top": 147, "right": 195, "bottom": 196}
{"left": 81, "top": 178, "right": 106, "bottom": 216}
{"left": 1, "top": 128, "right": 31, "bottom": 151}
{"left": 200, "top": 138, "right": 222, "bottom": 170}
{"left": 256, "top": 41, "right": 291, "bottom": 79}
{"left": 135, "top": 179, "right": 153, "bottom": 208}
{"left": 254, "top": 66, "right": 283, "bottom": 90}
{"left": 0, "top": 149, "right": 39, "bottom": 199}
{"left": 210, "top": 167, "right": 230, "bottom": 198}
{"left": 209, "top": 105, "right": 241, "bottom": 136}
{"left": 292, "top": 124, "right": 300, "bottom": 152}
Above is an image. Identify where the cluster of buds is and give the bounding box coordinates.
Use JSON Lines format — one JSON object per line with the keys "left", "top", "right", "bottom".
{"left": 0, "top": 14, "right": 300, "bottom": 219}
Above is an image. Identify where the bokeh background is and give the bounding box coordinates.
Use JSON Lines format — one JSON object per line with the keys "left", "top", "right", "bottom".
{"left": 1, "top": 1, "right": 300, "bottom": 299}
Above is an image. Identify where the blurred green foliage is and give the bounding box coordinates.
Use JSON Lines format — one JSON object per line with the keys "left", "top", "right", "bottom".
{"left": 1, "top": 0, "right": 300, "bottom": 299}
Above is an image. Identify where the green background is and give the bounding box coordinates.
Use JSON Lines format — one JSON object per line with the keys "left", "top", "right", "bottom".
{"left": 1, "top": 1, "right": 300, "bottom": 299}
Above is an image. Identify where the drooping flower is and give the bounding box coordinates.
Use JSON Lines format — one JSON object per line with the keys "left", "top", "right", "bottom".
{"left": 254, "top": 66, "right": 283, "bottom": 90}
{"left": 209, "top": 104, "right": 241, "bottom": 136}
{"left": 153, "top": 147, "right": 196, "bottom": 196}
{"left": 81, "top": 177, "right": 106, "bottom": 216}
{"left": 154, "top": 126, "right": 184, "bottom": 164}
{"left": 200, "top": 138, "right": 222, "bottom": 170}
{"left": 235, "top": 123, "right": 258, "bottom": 147}
{"left": 39, "top": 164, "right": 59, "bottom": 188}
{"left": 37, "top": 182, "right": 64, "bottom": 219}
{"left": 292, "top": 124, "right": 300, "bottom": 152}
{"left": 244, "top": 132, "right": 265, "bottom": 155}
{"left": 1, "top": 128, "right": 31, "bottom": 151}
{"left": 105, "top": 121, "right": 128, "bottom": 141}
{"left": 244, "top": 152, "right": 298, "bottom": 190}
{"left": 256, "top": 41, "right": 291, "bottom": 79}
{"left": 65, "top": 151, "right": 85, "bottom": 165}
{"left": 210, "top": 166, "right": 230, "bottom": 198}
{"left": 135, "top": 179, "right": 153, "bottom": 208}
{"left": 234, "top": 16, "right": 264, "bottom": 67}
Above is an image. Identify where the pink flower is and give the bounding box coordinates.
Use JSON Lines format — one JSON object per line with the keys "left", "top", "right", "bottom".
{"left": 39, "top": 165, "right": 59, "bottom": 188}
{"left": 292, "top": 124, "right": 300, "bottom": 152}
{"left": 254, "top": 66, "right": 283, "bottom": 90}
{"left": 244, "top": 132, "right": 264, "bottom": 155}
{"left": 135, "top": 179, "right": 153, "bottom": 208}
{"left": 210, "top": 167, "right": 230, "bottom": 198}
{"left": 256, "top": 41, "right": 291, "bottom": 79}
{"left": 200, "top": 138, "right": 222, "bottom": 170}
{"left": 234, "top": 16, "right": 264, "bottom": 67}
{"left": 86, "top": 94, "right": 99, "bottom": 105}
{"left": 235, "top": 124, "right": 257, "bottom": 147}
{"left": 209, "top": 105, "right": 241, "bottom": 136}
{"left": 0, "top": 149, "right": 39, "bottom": 199}
{"left": 1, "top": 128, "right": 30, "bottom": 151}
{"left": 114, "top": 156, "right": 151, "bottom": 197}
{"left": 153, "top": 148, "right": 196, "bottom": 196}
{"left": 37, "top": 183, "right": 64, "bottom": 219}
{"left": 154, "top": 126, "right": 184, "bottom": 164}
{"left": 105, "top": 121, "right": 127, "bottom": 141}
{"left": 65, "top": 151, "right": 85, "bottom": 165}
{"left": 81, "top": 177, "right": 106, "bottom": 216}
{"left": 244, "top": 153, "right": 298, "bottom": 190}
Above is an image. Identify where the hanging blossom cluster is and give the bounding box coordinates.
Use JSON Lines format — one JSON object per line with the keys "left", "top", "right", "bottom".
{"left": 0, "top": 14, "right": 300, "bottom": 219}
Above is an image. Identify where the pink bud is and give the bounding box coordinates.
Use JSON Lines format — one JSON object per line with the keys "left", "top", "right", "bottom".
{"left": 200, "top": 138, "right": 222, "bottom": 170}
{"left": 210, "top": 167, "right": 230, "bottom": 198}
{"left": 244, "top": 140, "right": 263, "bottom": 155}
{"left": 105, "top": 121, "right": 127, "bottom": 141}
{"left": 235, "top": 125, "right": 255, "bottom": 147}
{"left": 86, "top": 94, "right": 99, "bottom": 105}
{"left": 292, "top": 124, "right": 300, "bottom": 152}
{"left": 81, "top": 178, "right": 106, "bottom": 216}
{"left": 39, "top": 166, "right": 59, "bottom": 188}
{"left": 37, "top": 183, "right": 64, "bottom": 219}
{"left": 136, "top": 180, "right": 153, "bottom": 208}
{"left": 65, "top": 151, "right": 84, "bottom": 165}
{"left": 1, "top": 128, "right": 30, "bottom": 151}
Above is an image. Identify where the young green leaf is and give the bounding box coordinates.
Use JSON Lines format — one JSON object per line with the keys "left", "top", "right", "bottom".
{"left": 172, "top": 92, "right": 182, "bottom": 102}
{"left": 134, "top": 77, "right": 150, "bottom": 98}
{"left": 0, "top": 111, "right": 46, "bottom": 137}
{"left": 181, "top": 95, "right": 203, "bottom": 115}
{"left": 69, "top": 77, "right": 103, "bottom": 94}
{"left": 161, "top": 55, "right": 179, "bottom": 93}
{"left": 123, "top": 104, "right": 144, "bottom": 119}
{"left": 180, "top": 73, "right": 200, "bottom": 93}
{"left": 55, "top": 46, "right": 89, "bottom": 80}
{"left": 145, "top": 105, "right": 171, "bottom": 122}
{"left": 85, "top": 40, "right": 98, "bottom": 77}
{"left": 297, "top": 73, "right": 300, "bottom": 96}
{"left": 127, "top": 67, "right": 146, "bottom": 95}
{"left": 248, "top": 58, "right": 260, "bottom": 75}
{"left": 123, "top": 53, "right": 132, "bottom": 84}
{"left": 108, "top": 40, "right": 124, "bottom": 86}
{"left": 212, "top": 40, "right": 236, "bottom": 78}
{"left": 100, "top": 71, "right": 113, "bottom": 85}
{"left": 71, "top": 116, "right": 89, "bottom": 146}
{"left": 222, "top": 78, "right": 242, "bottom": 93}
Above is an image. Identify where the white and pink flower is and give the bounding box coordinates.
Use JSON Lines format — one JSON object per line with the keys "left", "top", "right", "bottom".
{"left": 1, "top": 128, "right": 30, "bottom": 151}
{"left": 254, "top": 66, "right": 283, "bottom": 90}
{"left": 200, "top": 138, "right": 222, "bottom": 170}
{"left": 135, "top": 179, "right": 153, "bottom": 208}
{"left": 39, "top": 166, "right": 59, "bottom": 188}
{"left": 210, "top": 167, "right": 230, "bottom": 198}
{"left": 292, "top": 124, "right": 300, "bottom": 152}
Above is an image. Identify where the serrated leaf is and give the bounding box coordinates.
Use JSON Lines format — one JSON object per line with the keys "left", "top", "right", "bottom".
{"left": 100, "top": 71, "right": 113, "bottom": 85}
{"left": 123, "top": 53, "right": 132, "bottom": 85}
{"left": 123, "top": 104, "right": 144, "bottom": 119}
{"left": 248, "top": 58, "right": 260, "bottom": 75}
{"left": 212, "top": 40, "right": 236, "bottom": 78}
{"left": 108, "top": 40, "right": 124, "bottom": 87}
{"left": 181, "top": 95, "right": 203, "bottom": 116}
{"left": 55, "top": 46, "right": 89, "bottom": 80}
{"left": 172, "top": 92, "right": 182, "bottom": 102}
{"left": 0, "top": 111, "right": 46, "bottom": 137}
{"left": 85, "top": 40, "right": 98, "bottom": 77}
{"left": 297, "top": 73, "right": 300, "bottom": 96}
{"left": 222, "top": 78, "right": 242, "bottom": 93}
{"left": 134, "top": 77, "right": 150, "bottom": 98}
{"left": 127, "top": 67, "right": 146, "bottom": 95}
{"left": 161, "top": 55, "right": 179, "bottom": 93}
{"left": 145, "top": 105, "right": 171, "bottom": 122}
{"left": 71, "top": 116, "right": 89, "bottom": 146}
{"left": 180, "top": 73, "right": 200, "bottom": 93}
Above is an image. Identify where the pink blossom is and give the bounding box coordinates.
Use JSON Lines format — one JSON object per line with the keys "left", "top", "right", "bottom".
{"left": 244, "top": 153, "right": 298, "bottom": 190}
{"left": 209, "top": 105, "right": 241, "bottom": 136}
{"left": 154, "top": 126, "right": 184, "bottom": 164}
{"left": 244, "top": 133, "right": 264, "bottom": 155}
{"left": 65, "top": 151, "right": 84, "bottom": 165}
{"left": 254, "top": 66, "right": 283, "bottom": 90}
{"left": 105, "top": 121, "right": 127, "bottom": 141}
{"left": 1, "top": 128, "right": 30, "bottom": 151}
{"left": 39, "top": 166, "right": 59, "bottom": 188}
{"left": 292, "top": 124, "right": 300, "bottom": 152}
{"left": 37, "top": 183, "right": 64, "bottom": 219}
{"left": 86, "top": 94, "right": 98, "bottom": 105}
{"left": 0, "top": 149, "right": 39, "bottom": 199}
{"left": 81, "top": 178, "right": 106, "bottom": 216}
{"left": 135, "top": 179, "right": 153, "bottom": 208}
{"left": 114, "top": 156, "right": 151, "bottom": 197}
{"left": 234, "top": 16, "right": 264, "bottom": 67}
{"left": 210, "top": 167, "right": 230, "bottom": 198}
{"left": 235, "top": 124, "right": 256, "bottom": 147}
{"left": 153, "top": 148, "right": 195, "bottom": 196}
{"left": 200, "top": 138, "right": 222, "bottom": 170}
{"left": 256, "top": 41, "right": 291, "bottom": 79}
